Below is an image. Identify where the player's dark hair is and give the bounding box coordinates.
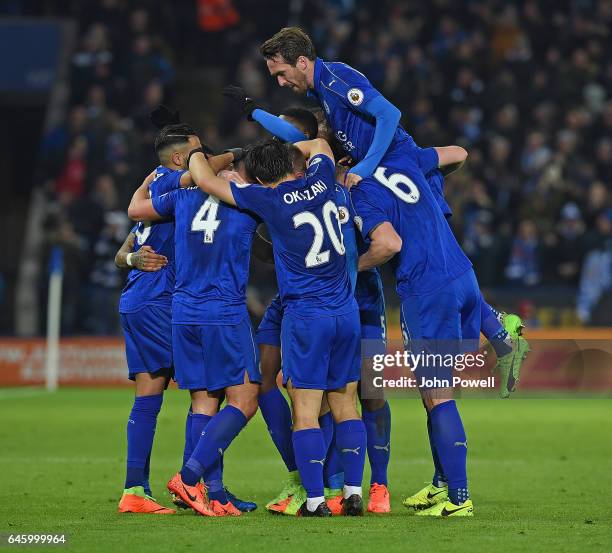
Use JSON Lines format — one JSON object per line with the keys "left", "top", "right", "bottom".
{"left": 281, "top": 107, "right": 319, "bottom": 140}
{"left": 260, "top": 27, "right": 316, "bottom": 65}
{"left": 154, "top": 123, "right": 197, "bottom": 156}
{"left": 245, "top": 139, "right": 294, "bottom": 185}
{"left": 288, "top": 144, "right": 306, "bottom": 174}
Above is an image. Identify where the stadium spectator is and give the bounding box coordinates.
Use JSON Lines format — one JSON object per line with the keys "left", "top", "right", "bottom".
{"left": 28, "top": 0, "right": 612, "bottom": 330}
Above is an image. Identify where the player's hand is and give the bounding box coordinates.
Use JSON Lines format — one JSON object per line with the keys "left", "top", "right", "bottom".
{"left": 188, "top": 135, "right": 202, "bottom": 149}
{"left": 338, "top": 155, "right": 354, "bottom": 168}
{"left": 222, "top": 85, "right": 259, "bottom": 120}
{"left": 131, "top": 246, "right": 168, "bottom": 272}
{"left": 344, "top": 172, "right": 362, "bottom": 189}
{"left": 218, "top": 170, "right": 246, "bottom": 185}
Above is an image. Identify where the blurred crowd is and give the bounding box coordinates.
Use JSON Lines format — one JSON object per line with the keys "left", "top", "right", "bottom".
{"left": 32, "top": 0, "right": 611, "bottom": 332}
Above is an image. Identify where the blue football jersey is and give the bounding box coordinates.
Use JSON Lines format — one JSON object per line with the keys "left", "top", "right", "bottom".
{"left": 231, "top": 154, "right": 357, "bottom": 318}
{"left": 152, "top": 187, "right": 259, "bottom": 324}
{"left": 426, "top": 168, "right": 452, "bottom": 218}
{"left": 308, "top": 58, "right": 416, "bottom": 163}
{"left": 335, "top": 183, "right": 358, "bottom": 293}
{"left": 119, "top": 166, "right": 183, "bottom": 313}
{"left": 350, "top": 146, "right": 471, "bottom": 298}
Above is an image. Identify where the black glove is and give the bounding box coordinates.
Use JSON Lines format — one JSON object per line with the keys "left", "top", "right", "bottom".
{"left": 187, "top": 147, "right": 204, "bottom": 167}
{"left": 149, "top": 104, "right": 181, "bottom": 129}
{"left": 222, "top": 85, "right": 259, "bottom": 121}
{"left": 224, "top": 148, "right": 245, "bottom": 163}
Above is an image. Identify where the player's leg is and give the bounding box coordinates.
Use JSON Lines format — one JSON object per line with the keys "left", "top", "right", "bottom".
{"left": 165, "top": 323, "right": 218, "bottom": 516}
{"left": 289, "top": 383, "right": 331, "bottom": 517}
{"left": 319, "top": 395, "right": 344, "bottom": 514}
{"left": 256, "top": 299, "right": 303, "bottom": 511}
{"left": 482, "top": 297, "right": 530, "bottom": 397}
{"left": 399, "top": 292, "right": 463, "bottom": 514}
{"left": 118, "top": 308, "right": 175, "bottom": 514}
{"left": 327, "top": 310, "right": 367, "bottom": 516}
{"left": 175, "top": 319, "right": 260, "bottom": 516}
{"left": 413, "top": 271, "right": 477, "bottom": 517}
{"left": 281, "top": 314, "right": 332, "bottom": 517}
{"left": 358, "top": 297, "right": 392, "bottom": 512}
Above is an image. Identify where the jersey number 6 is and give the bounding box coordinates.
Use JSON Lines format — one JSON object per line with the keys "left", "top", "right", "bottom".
{"left": 374, "top": 166, "right": 420, "bottom": 204}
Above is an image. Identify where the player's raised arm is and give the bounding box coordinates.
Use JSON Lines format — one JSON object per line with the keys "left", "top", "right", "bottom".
{"left": 294, "top": 137, "right": 334, "bottom": 165}
{"left": 347, "top": 95, "right": 401, "bottom": 184}
{"left": 127, "top": 176, "right": 165, "bottom": 221}
{"left": 222, "top": 85, "right": 308, "bottom": 143}
{"left": 187, "top": 141, "right": 237, "bottom": 207}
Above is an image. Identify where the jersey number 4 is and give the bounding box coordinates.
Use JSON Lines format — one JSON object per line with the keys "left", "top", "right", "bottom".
{"left": 374, "top": 166, "right": 420, "bottom": 203}
{"left": 293, "top": 200, "right": 345, "bottom": 268}
{"left": 191, "top": 197, "right": 221, "bottom": 243}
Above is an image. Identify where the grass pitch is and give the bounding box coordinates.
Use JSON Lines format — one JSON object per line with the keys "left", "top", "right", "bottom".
{"left": 0, "top": 388, "right": 610, "bottom": 552}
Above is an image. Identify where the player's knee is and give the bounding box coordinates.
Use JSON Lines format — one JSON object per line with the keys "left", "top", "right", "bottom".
{"left": 421, "top": 392, "right": 453, "bottom": 412}
{"left": 259, "top": 370, "right": 279, "bottom": 394}
{"left": 293, "top": 412, "right": 319, "bottom": 430}
{"left": 329, "top": 397, "right": 360, "bottom": 423}
{"left": 259, "top": 346, "right": 281, "bottom": 394}
{"left": 229, "top": 396, "right": 259, "bottom": 420}
{"left": 361, "top": 397, "right": 386, "bottom": 412}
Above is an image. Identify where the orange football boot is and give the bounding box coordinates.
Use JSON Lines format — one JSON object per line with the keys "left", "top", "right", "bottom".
{"left": 367, "top": 483, "right": 391, "bottom": 513}
{"left": 210, "top": 500, "right": 242, "bottom": 516}
{"left": 326, "top": 493, "right": 344, "bottom": 516}
{"left": 167, "top": 473, "right": 217, "bottom": 517}
{"left": 118, "top": 486, "right": 175, "bottom": 514}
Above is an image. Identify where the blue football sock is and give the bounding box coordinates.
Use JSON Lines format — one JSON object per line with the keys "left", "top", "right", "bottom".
{"left": 430, "top": 400, "right": 469, "bottom": 504}
{"left": 362, "top": 402, "right": 391, "bottom": 486}
{"left": 481, "top": 298, "right": 512, "bottom": 357}
{"left": 323, "top": 422, "right": 344, "bottom": 489}
{"left": 335, "top": 419, "right": 367, "bottom": 488}
{"left": 182, "top": 406, "right": 193, "bottom": 467}
{"left": 319, "top": 412, "right": 334, "bottom": 452}
{"left": 320, "top": 412, "right": 342, "bottom": 489}
{"left": 182, "top": 413, "right": 212, "bottom": 486}
{"left": 426, "top": 412, "right": 446, "bottom": 487}
{"left": 125, "top": 393, "right": 163, "bottom": 490}
{"left": 206, "top": 477, "right": 228, "bottom": 504}
{"left": 182, "top": 405, "right": 247, "bottom": 487}
{"left": 258, "top": 388, "right": 297, "bottom": 472}
{"left": 292, "top": 428, "right": 326, "bottom": 499}
{"left": 143, "top": 453, "right": 151, "bottom": 496}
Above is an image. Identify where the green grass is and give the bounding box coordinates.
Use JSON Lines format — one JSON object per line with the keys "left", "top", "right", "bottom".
{"left": 0, "top": 389, "right": 610, "bottom": 552}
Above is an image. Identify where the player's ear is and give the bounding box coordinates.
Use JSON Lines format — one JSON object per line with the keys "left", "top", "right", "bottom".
{"left": 172, "top": 150, "right": 184, "bottom": 168}
{"left": 296, "top": 55, "right": 308, "bottom": 71}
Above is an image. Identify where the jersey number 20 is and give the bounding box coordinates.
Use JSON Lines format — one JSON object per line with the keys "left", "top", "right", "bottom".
{"left": 293, "top": 200, "right": 345, "bottom": 268}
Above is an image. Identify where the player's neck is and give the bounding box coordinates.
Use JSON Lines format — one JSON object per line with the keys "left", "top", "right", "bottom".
{"left": 264, "top": 172, "right": 296, "bottom": 188}
{"left": 305, "top": 62, "right": 315, "bottom": 90}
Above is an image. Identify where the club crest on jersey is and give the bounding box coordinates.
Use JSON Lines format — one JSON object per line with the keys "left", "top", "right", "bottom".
{"left": 338, "top": 206, "right": 349, "bottom": 224}
{"left": 348, "top": 88, "right": 364, "bottom": 106}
